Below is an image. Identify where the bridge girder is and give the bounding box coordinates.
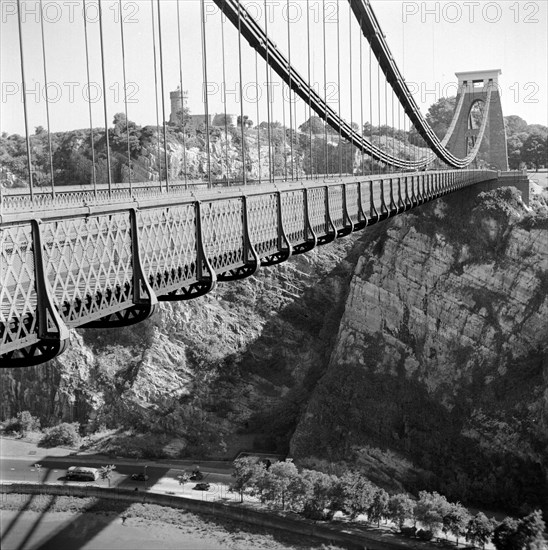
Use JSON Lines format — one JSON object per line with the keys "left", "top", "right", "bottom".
{"left": 0, "top": 171, "right": 498, "bottom": 368}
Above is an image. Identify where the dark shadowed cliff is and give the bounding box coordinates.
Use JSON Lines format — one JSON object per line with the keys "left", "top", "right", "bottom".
{"left": 291, "top": 187, "right": 548, "bottom": 513}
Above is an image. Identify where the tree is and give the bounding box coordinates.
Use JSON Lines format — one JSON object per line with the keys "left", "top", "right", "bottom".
{"left": 172, "top": 107, "right": 192, "bottom": 129}
{"left": 368, "top": 488, "right": 389, "bottom": 526}
{"left": 255, "top": 459, "right": 300, "bottom": 510}
{"left": 414, "top": 491, "right": 450, "bottom": 535}
{"left": 425, "top": 96, "right": 457, "bottom": 140}
{"left": 34, "top": 463, "right": 43, "bottom": 482}
{"left": 39, "top": 423, "right": 81, "bottom": 448}
{"left": 515, "top": 510, "right": 546, "bottom": 550}
{"left": 258, "top": 121, "right": 282, "bottom": 130}
{"left": 493, "top": 517, "right": 521, "bottom": 550}
{"left": 388, "top": 493, "right": 416, "bottom": 531}
{"left": 237, "top": 115, "right": 253, "bottom": 129}
{"left": 232, "top": 456, "right": 265, "bottom": 503}
{"left": 442, "top": 502, "right": 470, "bottom": 544}
{"left": 506, "top": 133, "right": 528, "bottom": 169}
{"left": 339, "top": 471, "right": 377, "bottom": 520}
{"left": 299, "top": 116, "right": 325, "bottom": 135}
{"left": 177, "top": 470, "right": 190, "bottom": 492}
{"left": 505, "top": 115, "right": 528, "bottom": 136}
{"left": 300, "top": 469, "right": 340, "bottom": 520}
{"left": 467, "top": 512, "right": 494, "bottom": 549}
{"left": 99, "top": 464, "right": 116, "bottom": 487}
{"left": 15, "top": 411, "right": 41, "bottom": 435}
{"left": 110, "top": 113, "right": 142, "bottom": 157}
{"left": 522, "top": 133, "right": 547, "bottom": 171}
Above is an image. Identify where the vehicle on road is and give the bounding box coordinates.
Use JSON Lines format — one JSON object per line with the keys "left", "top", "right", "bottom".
{"left": 131, "top": 473, "right": 149, "bottom": 481}
{"left": 193, "top": 483, "right": 210, "bottom": 491}
{"left": 190, "top": 468, "right": 203, "bottom": 481}
{"left": 65, "top": 466, "right": 99, "bottom": 481}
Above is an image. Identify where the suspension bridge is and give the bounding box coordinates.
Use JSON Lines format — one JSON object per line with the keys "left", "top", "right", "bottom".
{"left": 0, "top": 0, "right": 525, "bottom": 367}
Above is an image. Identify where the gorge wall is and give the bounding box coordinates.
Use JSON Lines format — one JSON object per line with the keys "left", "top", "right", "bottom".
{"left": 291, "top": 186, "right": 548, "bottom": 513}
{"left": 1, "top": 184, "right": 547, "bottom": 514}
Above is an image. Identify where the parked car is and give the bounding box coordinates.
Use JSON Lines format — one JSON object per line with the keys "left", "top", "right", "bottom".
{"left": 193, "top": 483, "right": 210, "bottom": 491}
{"left": 65, "top": 466, "right": 99, "bottom": 481}
{"left": 131, "top": 473, "right": 149, "bottom": 481}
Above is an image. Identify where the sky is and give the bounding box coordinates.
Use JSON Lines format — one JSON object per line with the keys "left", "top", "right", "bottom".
{"left": 1, "top": 0, "right": 547, "bottom": 136}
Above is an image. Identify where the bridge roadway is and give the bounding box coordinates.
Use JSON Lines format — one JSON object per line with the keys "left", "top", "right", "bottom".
{"left": 0, "top": 170, "right": 497, "bottom": 364}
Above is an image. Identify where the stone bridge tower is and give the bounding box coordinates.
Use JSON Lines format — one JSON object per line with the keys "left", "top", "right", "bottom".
{"left": 447, "top": 69, "right": 508, "bottom": 171}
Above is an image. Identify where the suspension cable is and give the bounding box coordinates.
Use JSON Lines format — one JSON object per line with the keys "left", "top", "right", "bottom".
{"left": 377, "top": 63, "right": 381, "bottom": 175}
{"left": 336, "top": 0, "right": 342, "bottom": 178}
{"left": 368, "top": 44, "right": 373, "bottom": 174}
{"left": 255, "top": 50, "right": 261, "bottom": 184}
{"left": 349, "top": 4, "right": 353, "bottom": 177}
{"left": 176, "top": 1, "right": 188, "bottom": 188}
{"left": 216, "top": 0, "right": 490, "bottom": 169}
{"left": 98, "top": 0, "right": 112, "bottom": 195}
{"left": 82, "top": 0, "right": 97, "bottom": 197}
{"left": 264, "top": 0, "right": 273, "bottom": 183}
{"left": 391, "top": 88, "right": 395, "bottom": 173}
{"left": 306, "top": 0, "right": 313, "bottom": 180}
{"left": 156, "top": 0, "right": 170, "bottom": 191}
{"left": 322, "top": 0, "right": 328, "bottom": 179}
{"left": 293, "top": 72, "right": 298, "bottom": 178}
{"left": 286, "top": 0, "right": 294, "bottom": 181}
{"left": 150, "top": 0, "right": 161, "bottom": 186}
{"left": 119, "top": 0, "right": 132, "bottom": 192}
{"left": 359, "top": 16, "right": 364, "bottom": 176}
{"left": 220, "top": 2, "right": 229, "bottom": 184}
{"left": 282, "top": 82, "right": 287, "bottom": 180}
{"left": 236, "top": 1, "right": 246, "bottom": 186}
{"left": 384, "top": 78, "right": 388, "bottom": 173}
{"left": 16, "top": 0, "right": 34, "bottom": 198}
{"left": 39, "top": 0, "right": 54, "bottom": 197}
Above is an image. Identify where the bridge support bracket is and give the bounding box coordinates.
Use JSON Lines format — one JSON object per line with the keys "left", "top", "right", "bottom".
{"left": 219, "top": 196, "right": 260, "bottom": 282}
{"left": 159, "top": 201, "right": 217, "bottom": 301}
{"left": 337, "top": 184, "right": 354, "bottom": 237}
{"left": 261, "top": 192, "right": 293, "bottom": 267}
{"left": 352, "top": 181, "right": 368, "bottom": 231}
{"left": 403, "top": 177, "right": 413, "bottom": 211}
{"left": 378, "top": 179, "right": 390, "bottom": 221}
{"left": 292, "top": 188, "right": 317, "bottom": 255}
{"left": 1, "top": 219, "right": 70, "bottom": 367}
{"left": 82, "top": 304, "right": 158, "bottom": 329}
{"left": 317, "top": 186, "right": 337, "bottom": 245}
{"left": 83, "top": 208, "right": 158, "bottom": 328}
{"left": 395, "top": 178, "right": 406, "bottom": 214}
{"left": 368, "top": 180, "right": 380, "bottom": 225}
{"left": 0, "top": 339, "right": 70, "bottom": 368}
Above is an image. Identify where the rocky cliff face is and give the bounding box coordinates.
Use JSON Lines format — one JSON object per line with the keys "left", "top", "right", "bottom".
{"left": 139, "top": 127, "right": 306, "bottom": 183}
{"left": 0, "top": 230, "right": 360, "bottom": 457}
{"left": 1, "top": 185, "right": 546, "bottom": 513}
{"left": 291, "top": 186, "right": 548, "bottom": 512}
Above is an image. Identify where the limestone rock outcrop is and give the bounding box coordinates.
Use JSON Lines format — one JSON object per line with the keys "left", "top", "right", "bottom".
{"left": 291, "top": 187, "right": 548, "bottom": 511}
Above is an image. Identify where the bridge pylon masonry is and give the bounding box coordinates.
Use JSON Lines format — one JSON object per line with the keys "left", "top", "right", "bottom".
{"left": 447, "top": 69, "right": 509, "bottom": 171}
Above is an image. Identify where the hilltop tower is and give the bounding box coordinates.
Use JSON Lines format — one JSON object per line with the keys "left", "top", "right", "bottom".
{"left": 170, "top": 87, "right": 189, "bottom": 124}
{"left": 446, "top": 69, "right": 508, "bottom": 171}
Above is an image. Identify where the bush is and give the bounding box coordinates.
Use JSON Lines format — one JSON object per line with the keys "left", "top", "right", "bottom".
{"left": 401, "top": 526, "right": 417, "bottom": 537}
{"left": 39, "top": 423, "right": 81, "bottom": 448}
{"left": 3, "top": 417, "right": 21, "bottom": 434}
{"left": 417, "top": 529, "right": 433, "bottom": 541}
{"left": 2, "top": 411, "right": 41, "bottom": 435}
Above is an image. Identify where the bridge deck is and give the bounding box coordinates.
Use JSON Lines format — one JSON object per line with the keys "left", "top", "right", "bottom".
{"left": 0, "top": 170, "right": 497, "bottom": 365}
